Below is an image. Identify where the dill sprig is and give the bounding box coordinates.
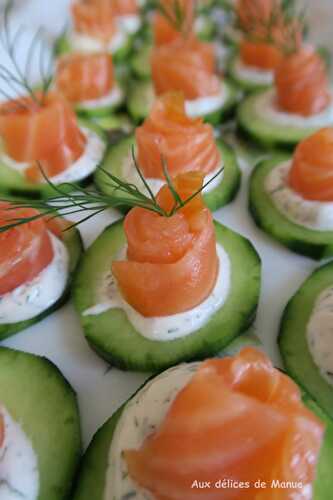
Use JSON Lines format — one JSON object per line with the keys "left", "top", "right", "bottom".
{"left": 154, "top": 0, "right": 194, "bottom": 38}
{"left": 0, "top": 152, "right": 224, "bottom": 233}
{"left": 235, "top": 0, "right": 306, "bottom": 55}
{"left": 0, "top": 0, "right": 53, "bottom": 111}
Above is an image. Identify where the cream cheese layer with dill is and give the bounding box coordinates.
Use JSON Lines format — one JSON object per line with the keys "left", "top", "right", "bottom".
{"left": 254, "top": 89, "right": 333, "bottom": 128}
{"left": 0, "top": 233, "right": 69, "bottom": 324}
{"left": 143, "top": 81, "right": 229, "bottom": 120}
{"left": 232, "top": 57, "right": 274, "bottom": 86}
{"left": 77, "top": 85, "right": 123, "bottom": 111}
{"left": 265, "top": 160, "right": 333, "bottom": 231}
{"left": 83, "top": 244, "right": 231, "bottom": 341}
{"left": 0, "top": 406, "right": 39, "bottom": 500}
{"left": 1, "top": 127, "right": 106, "bottom": 184}
{"left": 121, "top": 149, "right": 224, "bottom": 197}
{"left": 104, "top": 362, "right": 199, "bottom": 500}
{"left": 185, "top": 81, "right": 229, "bottom": 118}
{"left": 69, "top": 29, "right": 128, "bottom": 54}
{"left": 307, "top": 286, "right": 333, "bottom": 387}
{"left": 116, "top": 15, "right": 141, "bottom": 35}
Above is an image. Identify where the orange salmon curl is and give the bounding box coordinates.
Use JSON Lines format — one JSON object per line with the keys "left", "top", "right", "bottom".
{"left": 125, "top": 347, "right": 324, "bottom": 500}
{"left": 71, "top": 0, "right": 117, "bottom": 41}
{"left": 112, "top": 172, "right": 219, "bottom": 317}
{"left": 151, "top": 34, "right": 220, "bottom": 100}
{"left": 153, "top": 0, "right": 194, "bottom": 47}
{"left": 136, "top": 93, "right": 221, "bottom": 179}
{"left": 0, "top": 92, "right": 86, "bottom": 183}
{"left": 56, "top": 53, "right": 114, "bottom": 103}
{"left": 110, "top": 0, "right": 139, "bottom": 16}
{"left": 289, "top": 128, "right": 333, "bottom": 201}
{"left": 240, "top": 40, "right": 283, "bottom": 71}
{"left": 237, "top": 0, "right": 278, "bottom": 33}
{"left": 238, "top": 0, "right": 303, "bottom": 72}
{"left": 275, "top": 47, "right": 331, "bottom": 116}
{"left": 0, "top": 203, "right": 54, "bottom": 295}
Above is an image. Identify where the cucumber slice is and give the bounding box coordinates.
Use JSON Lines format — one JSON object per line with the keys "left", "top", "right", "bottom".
{"left": 91, "top": 113, "right": 134, "bottom": 134}
{"left": 249, "top": 156, "right": 333, "bottom": 259}
{"left": 130, "top": 43, "right": 152, "bottom": 80}
{"left": 195, "top": 14, "right": 217, "bottom": 41}
{"left": 94, "top": 135, "right": 241, "bottom": 212}
{"left": 228, "top": 53, "right": 273, "bottom": 92}
{"left": 0, "top": 220, "right": 83, "bottom": 341}
{"left": 279, "top": 262, "right": 333, "bottom": 419}
{"left": 238, "top": 90, "right": 333, "bottom": 148}
{"left": 0, "top": 120, "right": 106, "bottom": 199}
{"left": 0, "top": 347, "right": 81, "bottom": 500}
{"left": 127, "top": 79, "right": 240, "bottom": 124}
{"left": 73, "top": 219, "right": 261, "bottom": 372}
{"left": 54, "top": 33, "right": 133, "bottom": 63}
{"left": 220, "top": 121, "right": 269, "bottom": 167}
{"left": 126, "top": 79, "right": 155, "bottom": 123}
{"left": 220, "top": 330, "right": 262, "bottom": 357}
{"left": 72, "top": 361, "right": 333, "bottom": 500}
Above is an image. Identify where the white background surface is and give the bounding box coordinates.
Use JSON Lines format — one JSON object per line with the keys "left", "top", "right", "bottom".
{"left": 0, "top": 0, "right": 332, "bottom": 448}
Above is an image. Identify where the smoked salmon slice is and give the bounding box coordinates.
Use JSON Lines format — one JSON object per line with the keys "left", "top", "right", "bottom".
{"left": 136, "top": 93, "right": 221, "bottom": 179}
{"left": 153, "top": 0, "right": 194, "bottom": 47}
{"left": 240, "top": 40, "right": 283, "bottom": 71}
{"left": 237, "top": 0, "right": 276, "bottom": 33}
{"left": 238, "top": 0, "right": 303, "bottom": 72}
{"left": 56, "top": 53, "right": 114, "bottom": 103}
{"left": 125, "top": 347, "right": 324, "bottom": 500}
{"left": 0, "top": 92, "right": 86, "bottom": 183}
{"left": 111, "top": 0, "right": 139, "bottom": 16}
{"left": 151, "top": 34, "right": 220, "bottom": 100}
{"left": 0, "top": 203, "right": 54, "bottom": 295}
{"left": 112, "top": 172, "right": 218, "bottom": 317}
{"left": 289, "top": 128, "right": 333, "bottom": 201}
{"left": 71, "top": 0, "right": 116, "bottom": 41}
{"left": 275, "top": 47, "right": 331, "bottom": 116}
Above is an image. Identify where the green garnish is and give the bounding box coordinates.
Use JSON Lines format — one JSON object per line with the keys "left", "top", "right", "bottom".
{"left": 0, "top": 153, "right": 224, "bottom": 232}
{"left": 154, "top": 0, "right": 194, "bottom": 38}
{"left": 235, "top": 0, "right": 306, "bottom": 55}
{"left": 0, "top": 0, "right": 53, "bottom": 111}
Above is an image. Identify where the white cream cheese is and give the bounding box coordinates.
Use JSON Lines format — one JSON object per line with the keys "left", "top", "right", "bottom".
{"left": 185, "top": 81, "right": 228, "bottom": 118}
{"left": 83, "top": 243, "right": 231, "bottom": 341}
{"left": 69, "top": 29, "right": 127, "bottom": 54}
{"left": 307, "top": 286, "right": 333, "bottom": 386}
{"left": 194, "top": 15, "right": 209, "bottom": 34}
{"left": 0, "top": 232, "right": 69, "bottom": 324}
{"left": 116, "top": 15, "right": 141, "bottom": 34}
{"left": 232, "top": 56, "right": 274, "bottom": 85}
{"left": 265, "top": 160, "right": 333, "bottom": 231}
{"left": 77, "top": 85, "right": 123, "bottom": 111}
{"left": 104, "top": 362, "right": 199, "bottom": 500}
{"left": 49, "top": 127, "right": 105, "bottom": 184}
{"left": 121, "top": 149, "right": 225, "bottom": 197}
{"left": 1, "top": 127, "right": 106, "bottom": 185}
{"left": 0, "top": 406, "right": 39, "bottom": 500}
{"left": 254, "top": 89, "right": 333, "bottom": 128}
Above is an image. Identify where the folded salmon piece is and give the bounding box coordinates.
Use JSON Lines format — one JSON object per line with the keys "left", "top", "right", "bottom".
{"left": 125, "top": 347, "right": 324, "bottom": 500}
{"left": 112, "top": 172, "right": 219, "bottom": 317}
